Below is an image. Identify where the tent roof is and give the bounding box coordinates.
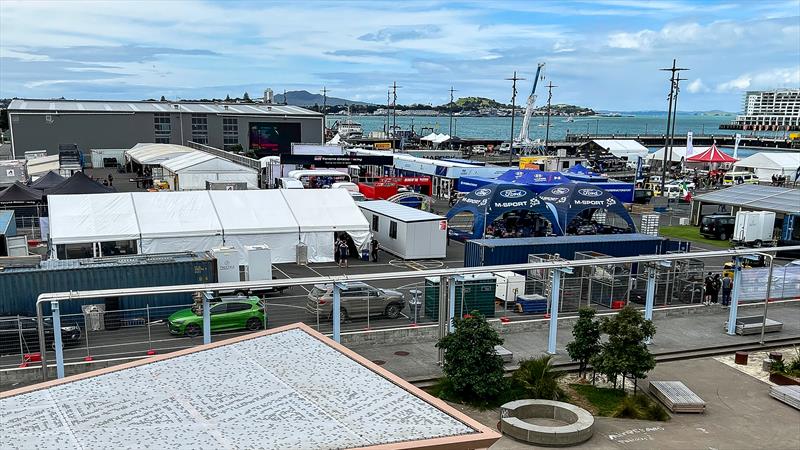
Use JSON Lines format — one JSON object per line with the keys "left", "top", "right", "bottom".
{"left": 734, "top": 152, "right": 800, "bottom": 171}
{"left": 45, "top": 171, "right": 115, "bottom": 195}
{"left": 280, "top": 189, "right": 369, "bottom": 232}
{"left": 694, "top": 184, "right": 800, "bottom": 215}
{"left": 48, "top": 193, "right": 139, "bottom": 244}
{"left": 420, "top": 132, "right": 438, "bottom": 141}
{"left": 497, "top": 169, "right": 567, "bottom": 184}
{"left": 537, "top": 182, "right": 636, "bottom": 233}
{"left": 132, "top": 191, "right": 223, "bottom": 239}
{"left": 125, "top": 143, "right": 194, "bottom": 165}
{"left": 0, "top": 181, "right": 43, "bottom": 204}
{"left": 29, "top": 171, "right": 65, "bottom": 190}
{"left": 686, "top": 143, "right": 737, "bottom": 163}
{"left": 162, "top": 151, "right": 257, "bottom": 174}
{"left": 210, "top": 190, "right": 298, "bottom": 234}
{"left": 589, "top": 139, "right": 648, "bottom": 159}
{"left": 646, "top": 146, "right": 711, "bottom": 162}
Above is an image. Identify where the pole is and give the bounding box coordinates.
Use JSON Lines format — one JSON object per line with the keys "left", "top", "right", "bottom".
{"left": 726, "top": 257, "right": 743, "bottom": 335}
{"left": 760, "top": 253, "right": 774, "bottom": 345}
{"left": 448, "top": 276, "right": 456, "bottom": 333}
{"left": 644, "top": 264, "right": 657, "bottom": 344}
{"left": 386, "top": 90, "right": 391, "bottom": 138}
{"left": 659, "top": 59, "right": 689, "bottom": 193}
{"left": 544, "top": 81, "right": 557, "bottom": 148}
{"left": 449, "top": 86, "right": 457, "bottom": 148}
{"left": 333, "top": 283, "right": 341, "bottom": 343}
{"left": 51, "top": 301, "right": 64, "bottom": 379}
{"left": 595, "top": 119, "right": 599, "bottom": 135}
{"left": 667, "top": 73, "right": 686, "bottom": 171}
{"left": 17, "top": 315, "right": 24, "bottom": 365}
{"left": 146, "top": 304, "right": 153, "bottom": 352}
{"left": 547, "top": 269, "right": 562, "bottom": 354}
{"left": 202, "top": 294, "right": 211, "bottom": 344}
{"left": 506, "top": 71, "right": 525, "bottom": 167}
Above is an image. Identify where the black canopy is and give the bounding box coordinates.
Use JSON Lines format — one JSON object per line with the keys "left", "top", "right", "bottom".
{"left": 0, "top": 181, "right": 44, "bottom": 204}
{"left": 29, "top": 171, "right": 66, "bottom": 191}
{"left": 45, "top": 171, "right": 115, "bottom": 195}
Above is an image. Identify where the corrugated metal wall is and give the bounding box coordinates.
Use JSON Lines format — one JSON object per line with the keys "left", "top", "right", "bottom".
{"left": 0, "top": 255, "right": 216, "bottom": 316}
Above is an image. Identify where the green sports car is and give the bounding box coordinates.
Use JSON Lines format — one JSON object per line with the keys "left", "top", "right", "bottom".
{"left": 168, "top": 297, "right": 267, "bottom": 337}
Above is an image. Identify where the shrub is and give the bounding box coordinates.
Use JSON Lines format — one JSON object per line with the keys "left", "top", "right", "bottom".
{"left": 436, "top": 311, "right": 505, "bottom": 403}
{"left": 566, "top": 308, "right": 601, "bottom": 378}
{"left": 613, "top": 394, "right": 669, "bottom": 421}
{"left": 591, "top": 306, "right": 656, "bottom": 390}
{"left": 512, "top": 355, "right": 566, "bottom": 400}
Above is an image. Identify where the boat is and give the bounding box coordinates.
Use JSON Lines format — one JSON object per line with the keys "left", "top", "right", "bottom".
{"left": 336, "top": 119, "right": 363, "bottom": 140}
{"left": 563, "top": 117, "right": 574, "bottom": 123}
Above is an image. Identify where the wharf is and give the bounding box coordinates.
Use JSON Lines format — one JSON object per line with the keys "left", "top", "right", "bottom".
{"left": 565, "top": 133, "right": 798, "bottom": 150}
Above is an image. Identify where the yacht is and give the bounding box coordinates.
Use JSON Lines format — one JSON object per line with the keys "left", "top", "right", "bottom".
{"left": 336, "top": 119, "right": 363, "bottom": 140}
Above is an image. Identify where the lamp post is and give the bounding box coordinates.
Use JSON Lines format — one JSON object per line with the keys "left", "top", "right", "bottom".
{"left": 506, "top": 71, "right": 525, "bottom": 167}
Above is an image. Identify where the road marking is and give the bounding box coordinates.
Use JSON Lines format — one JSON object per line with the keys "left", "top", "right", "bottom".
{"left": 273, "top": 266, "right": 309, "bottom": 293}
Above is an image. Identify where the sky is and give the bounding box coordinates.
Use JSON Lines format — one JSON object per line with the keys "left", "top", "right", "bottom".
{"left": 1, "top": 0, "right": 798, "bottom": 111}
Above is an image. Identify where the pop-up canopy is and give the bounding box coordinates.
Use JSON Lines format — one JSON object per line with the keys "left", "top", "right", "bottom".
{"left": 537, "top": 182, "right": 637, "bottom": 234}
{"left": 686, "top": 143, "right": 737, "bottom": 163}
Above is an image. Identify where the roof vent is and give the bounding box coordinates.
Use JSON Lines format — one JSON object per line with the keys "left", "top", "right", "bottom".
{"left": 173, "top": 104, "right": 180, "bottom": 110}
{"left": 224, "top": 105, "right": 229, "bottom": 110}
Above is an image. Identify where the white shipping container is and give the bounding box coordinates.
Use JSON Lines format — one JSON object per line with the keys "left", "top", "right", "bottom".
{"left": 733, "top": 211, "right": 776, "bottom": 245}
{"left": 494, "top": 271, "right": 526, "bottom": 305}
{"left": 210, "top": 247, "right": 240, "bottom": 283}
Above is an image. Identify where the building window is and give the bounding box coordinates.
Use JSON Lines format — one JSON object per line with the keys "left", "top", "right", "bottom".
{"left": 372, "top": 215, "right": 379, "bottom": 232}
{"left": 154, "top": 113, "right": 171, "bottom": 144}
{"left": 389, "top": 221, "right": 397, "bottom": 239}
{"left": 191, "top": 114, "right": 208, "bottom": 144}
{"left": 223, "top": 117, "right": 239, "bottom": 149}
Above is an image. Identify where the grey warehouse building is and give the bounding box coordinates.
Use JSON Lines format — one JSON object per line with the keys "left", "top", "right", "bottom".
{"left": 7, "top": 99, "right": 324, "bottom": 158}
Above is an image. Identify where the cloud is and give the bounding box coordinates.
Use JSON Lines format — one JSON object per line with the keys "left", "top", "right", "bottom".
{"left": 686, "top": 78, "right": 708, "bottom": 93}
{"left": 359, "top": 26, "right": 442, "bottom": 43}
{"left": 716, "top": 67, "right": 800, "bottom": 92}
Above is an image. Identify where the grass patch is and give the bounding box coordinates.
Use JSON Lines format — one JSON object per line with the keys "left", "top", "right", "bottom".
{"left": 570, "top": 384, "right": 670, "bottom": 421}
{"left": 659, "top": 225, "right": 731, "bottom": 249}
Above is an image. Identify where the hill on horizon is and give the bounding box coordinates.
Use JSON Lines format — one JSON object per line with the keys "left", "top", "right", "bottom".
{"left": 274, "top": 90, "right": 372, "bottom": 107}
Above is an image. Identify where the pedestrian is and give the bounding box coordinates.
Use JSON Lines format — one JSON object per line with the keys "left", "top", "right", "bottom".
{"left": 703, "top": 272, "right": 714, "bottom": 306}
{"left": 107, "top": 173, "right": 113, "bottom": 186}
{"left": 721, "top": 273, "right": 733, "bottom": 306}
{"left": 334, "top": 236, "right": 341, "bottom": 265}
{"left": 370, "top": 238, "right": 379, "bottom": 262}
{"left": 338, "top": 239, "right": 349, "bottom": 268}
{"left": 712, "top": 273, "right": 721, "bottom": 304}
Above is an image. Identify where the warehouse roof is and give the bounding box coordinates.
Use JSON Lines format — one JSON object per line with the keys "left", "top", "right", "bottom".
{"left": 358, "top": 200, "right": 445, "bottom": 223}
{"left": 0, "top": 324, "right": 498, "bottom": 449}
{"left": 693, "top": 184, "right": 800, "bottom": 215}
{"left": 8, "top": 99, "right": 322, "bottom": 116}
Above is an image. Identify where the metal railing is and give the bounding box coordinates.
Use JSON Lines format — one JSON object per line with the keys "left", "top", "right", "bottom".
{"left": 186, "top": 141, "right": 261, "bottom": 170}
{"left": 30, "top": 245, "right": 800, "bottom": 381}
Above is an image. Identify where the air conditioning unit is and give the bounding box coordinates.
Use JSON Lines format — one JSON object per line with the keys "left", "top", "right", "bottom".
{"left": 244, "top": 245, "right": 272, "bottom": 281}
{"left": 210, "top": 247, "right": 240, "bottom": 283}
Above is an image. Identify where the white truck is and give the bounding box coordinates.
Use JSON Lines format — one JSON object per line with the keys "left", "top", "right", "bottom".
{"left": 732, "top": 211, "right": 776, "bottom": 247}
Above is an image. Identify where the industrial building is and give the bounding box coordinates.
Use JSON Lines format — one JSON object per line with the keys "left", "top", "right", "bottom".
{"left": 732, "top": 89, "right": 800, "bottom": 130}
{"left": 6, "top": 99, "right": 324, "bottom": 159}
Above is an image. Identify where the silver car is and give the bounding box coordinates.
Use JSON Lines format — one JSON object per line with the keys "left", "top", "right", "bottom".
{"left": 306, "top": 282, "right": 405, "bottom": 321}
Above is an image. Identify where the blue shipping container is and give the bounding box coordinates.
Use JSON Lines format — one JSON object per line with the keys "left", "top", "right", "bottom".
{"left": 464, "top": 234, "right": 689, "bottom": 267}
{"left": 0, "top": 252, "right": 216, "bottom": 317}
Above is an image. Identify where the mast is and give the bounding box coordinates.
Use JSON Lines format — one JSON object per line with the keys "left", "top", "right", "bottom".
{"left": 518, "top": 62, "right": 546, "bottom": 144}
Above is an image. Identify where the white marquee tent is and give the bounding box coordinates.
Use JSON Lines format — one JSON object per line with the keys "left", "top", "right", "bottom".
{"left": 590, "top": 140, "right": 649, "bottom": 160}
{"left": 161, "top": 151, "right": 258, "bottom": 190}
{"left": 125, "top": 143, "right": 194, "bottom": 166}
{"left": 733, "top": 152, "right": 800, "bottom": 179}
{"left": 47, "top": 189, "right": 370, "bottom": 263}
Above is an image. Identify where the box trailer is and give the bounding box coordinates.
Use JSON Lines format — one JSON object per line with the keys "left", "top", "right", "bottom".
{"left": 358, "top": 200, "right": 447, "bottom": 259}
{"left": 733, "top": 211, "right": 776, "bottom": 246}
{"left": 464, "top": 233, "right": 689, "bottom": 267}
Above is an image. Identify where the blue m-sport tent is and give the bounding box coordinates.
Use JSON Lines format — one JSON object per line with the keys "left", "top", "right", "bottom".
{"left": 537, "top": 182, "right": 637, "bottom": 234}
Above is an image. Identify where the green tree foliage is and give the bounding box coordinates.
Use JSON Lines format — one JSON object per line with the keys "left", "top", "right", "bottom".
{"left": 591, "top": 306, "right": 656, "bottom": 388}
{"left": 566, "top": 307, "right": 601, "bottom": 377}
{"left": 512, "top": 355, "right": 565, "bottom": 400}
{"left": 242, "top": 92, "right": 251, "bottom": 102}
{"left": 436, "top": 311, "right": 505, "bottom": 402}
{"left": 225, "top": 94, "right": 231, "bottom": 102}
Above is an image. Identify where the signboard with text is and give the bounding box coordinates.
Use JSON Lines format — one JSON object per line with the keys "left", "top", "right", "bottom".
{"left": 279, "top": 154, "right": 393, "bottom": 168}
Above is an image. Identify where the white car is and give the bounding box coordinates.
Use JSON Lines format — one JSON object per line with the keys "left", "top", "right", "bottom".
{"left": 472, "top": 145, "right": 487, "bottom": 155}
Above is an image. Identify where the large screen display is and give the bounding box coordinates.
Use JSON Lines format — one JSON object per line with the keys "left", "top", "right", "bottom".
{"left": 248, "top": 122, "right": 301, "bottom": 156}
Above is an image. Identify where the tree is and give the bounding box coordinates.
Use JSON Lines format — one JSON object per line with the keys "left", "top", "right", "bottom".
{"left": 225, "top": 94, "right": 231, "bottom": 102}
{"left": 512, "top": 355, "right": 565, "bottom": 400}
{"left": 160, "top": 95, "right": 166, "bottom": 101}
{"left": 566, "top": 307, "right": 601, "bottom": 377}
{"left": 436, "top": 311, "right": 504, "bottom": 402}
{"left": 591, "top": 306, "right": 656, "bottom": 391}
{"left": 243, "top": 92, "right": 251, "bottom": 102}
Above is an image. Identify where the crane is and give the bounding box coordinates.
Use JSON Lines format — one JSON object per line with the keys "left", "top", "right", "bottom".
{"left": 517, "top": 62, "right": 546, "bottom": 144}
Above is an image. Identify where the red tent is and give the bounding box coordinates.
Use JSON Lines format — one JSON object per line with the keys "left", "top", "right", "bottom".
{"left": 686, "top": 143, "right": 737, "bottom": 163}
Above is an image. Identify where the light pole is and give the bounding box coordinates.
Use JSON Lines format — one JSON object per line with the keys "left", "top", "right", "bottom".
{"left": 758, "top": 252, "right": 774, "bottom": 345}
{"left": 659, "top": 59, "right": 689, "bottom": 194}
{"left": 449, "top": 86, "right": 457, "bottom": 149}
{"left": 544, "top": 81, "right": 557, "bottom": 148}
{"left": 506, "top": 71, "right": 525, "bottom": 167}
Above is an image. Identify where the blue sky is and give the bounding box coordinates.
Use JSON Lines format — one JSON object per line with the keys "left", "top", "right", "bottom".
{"left": 1, "top": 0, "right": 798, "bottom": 111}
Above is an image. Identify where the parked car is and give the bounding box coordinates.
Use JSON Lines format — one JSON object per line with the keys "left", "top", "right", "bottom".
{"left": 472, "top": 145, "right": 487, "bottom": 155}
{"left": 700, "top": 214, "right": 735, "bottom": 240}
{"left": 167, "top": 297, "right": 266, "bottom": 337}
{"left": 0, "top": 316, "right": 82, "bottom": 356}
{"left": 722, "top": 171, "right": 759, "bottom": 186}
{"left": 632, "top": 188, "right": 654, "bottom": 204}
{"left": 305, "top": 282, "right": 405, "bottom": 321}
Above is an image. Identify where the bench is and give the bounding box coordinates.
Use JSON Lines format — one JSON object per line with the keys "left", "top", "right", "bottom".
{"left": 649, "top": 380, "right": 705, "bottom": 413}
{"left": 500, "top": 399, "right": 594, "bottom": 446}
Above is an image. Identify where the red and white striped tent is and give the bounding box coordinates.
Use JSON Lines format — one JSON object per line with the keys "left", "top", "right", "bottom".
{"left": 686, "top": 143, "right": 737, "bottom": 163}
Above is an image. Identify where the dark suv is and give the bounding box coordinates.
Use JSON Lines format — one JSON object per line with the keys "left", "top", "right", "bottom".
{"left": 0, "top": 316, "right": 82, "bottom": 356}
{"left": 700, "top": 214, "right": 735, "bottom": 240}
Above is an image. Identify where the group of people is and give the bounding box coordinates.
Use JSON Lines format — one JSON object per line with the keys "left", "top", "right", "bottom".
{"left": 484, "top": 214, "right": 550, "bottom": 239}
{"left": 334, "top": 235, "right": 380, "bottom": 268}
{"left": 770, "top": 174, "right": 789, "bottom": 187}
{"left": 703, "top": 272, "right": 733, "bottom": 306}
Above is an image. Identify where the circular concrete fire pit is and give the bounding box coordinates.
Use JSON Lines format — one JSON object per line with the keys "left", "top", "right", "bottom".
{"left": 500, "top": 399, "right": 594, "bottom": 446}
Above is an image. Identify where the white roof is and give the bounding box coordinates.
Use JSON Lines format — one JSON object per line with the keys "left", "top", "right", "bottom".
{"left": 280, "top": 188, "right": 369, "bottom": 232}
{"left": 8, "top": 99, "right": 322, "bottom": 117}
{"left": 125, "top": 144, "right": 194, "bottom": 165}
{"left": 734, "top": 152, "right": 800, "bottom": 170}
{"left": 420, "top": 132, "right": 438, "bottom": 141}
{"left": 210, "top": 190, "right": 298, "bottom": 234}
{"left": 590, "top": 139, "right": 649, "bottom": 159}
{"left": 132, "top": 191, "right": 223, "bottom": 239}
{"left": 25, "top": 155, "right": 60, "bottom": 176}
{"left": 432, "top": 134, "right": 452, "bottom": 144}
{"left": 162, "top": 151, "right": 257, "bottom": 174}
{"left": 0, "top": 324, "right": 493, "bottom": 450}
{"left": 647, "top": 146, "right": 711, "bottom": 162}
{"left": 48, "top": 193, "right": 140, "bottom": 244}
{"left": 358, "top": 200, "right": 445, "bottom": 223}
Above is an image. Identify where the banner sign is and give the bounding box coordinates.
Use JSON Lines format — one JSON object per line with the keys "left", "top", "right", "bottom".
{"left": 279, "top": 154, "right": 393, "bottom": 167}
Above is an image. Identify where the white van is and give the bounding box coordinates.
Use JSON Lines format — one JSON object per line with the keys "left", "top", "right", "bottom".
{"left": 332, "top": 181, "right": 359, "bottom": 193}
{"left": 723, "top": 171, "right": 759, "bottom": 186}
{"left": 277, "top": 177, "right": 304, "bottom": 189}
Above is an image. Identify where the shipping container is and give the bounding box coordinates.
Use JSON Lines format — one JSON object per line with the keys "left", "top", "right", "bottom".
{"left": 423, "top": 275, "right": 496, "bottom": 319}
{"left": 464, "top": 233, "right": 690, "bottom": 267}
{"left": 0, "top": 252, "right": 216, "bottom": 317}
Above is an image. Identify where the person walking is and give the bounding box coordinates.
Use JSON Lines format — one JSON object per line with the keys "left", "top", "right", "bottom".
{"left": 712, "top": 273, "right": 721, "bottom": 305}
{"left": 703, "top": 272, "right": 714, "bottom": 306}
{"left": 107, "top": 173, "right": 113, "bottom": 186}
{"left": 370, "top": 238, "right": 379, "bottom": 263}
{"left": 334, "top": 236, "right": 341, "bottom": 265}
{"left": 721, "top": 273, "right": 733, "bottom": 306}
{"left": 338, "top": 239, "right": 349, "bottom": 268}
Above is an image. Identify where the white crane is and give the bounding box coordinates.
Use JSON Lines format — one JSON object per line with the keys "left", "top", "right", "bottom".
{"left": 517, "top": 62, "right": 546, "bottom": 145}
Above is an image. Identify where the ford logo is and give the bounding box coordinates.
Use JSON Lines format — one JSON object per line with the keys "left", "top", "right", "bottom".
{"left": 474, "top": 188, "right": 492, "bottom": 197}
{"left": 578, "top": 188, "right": 604, "bottom": 197}
{"left": 551, "top": 187, "right": 570, "bottom": 195}
{"left": 500, "top": 189, "right": 527, "bottom": 199}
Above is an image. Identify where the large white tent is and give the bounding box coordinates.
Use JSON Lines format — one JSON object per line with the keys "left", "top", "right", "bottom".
{"left": 161, "top": 151, "right": 258, "bottom": 190}
{"left": 733, "top": 152, "right": 800, "bottom": 179}
{"left": 47, "top": 189, "right": 370, "bottom": 263}
{"left": 590, "top": 140, "right": 649, "bottom": 160}
{"left": 125, "top": 143, "right": 193, "bottom": 166}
